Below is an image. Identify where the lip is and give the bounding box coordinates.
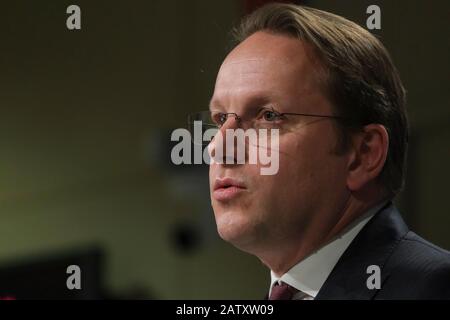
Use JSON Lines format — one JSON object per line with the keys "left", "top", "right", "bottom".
{"left": 213, "top": 177, "right": 247, "bottom": 201}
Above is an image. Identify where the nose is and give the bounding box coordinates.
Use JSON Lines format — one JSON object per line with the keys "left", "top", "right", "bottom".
{"left": 221, "top": 113, "right": 241, "bottom": 131}
{"left": 209, "top": 114, "right": 246, "bottom": 165}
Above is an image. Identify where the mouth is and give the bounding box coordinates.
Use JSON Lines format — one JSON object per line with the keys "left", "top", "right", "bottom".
{"left": 213, "top": 177, "right": 247, "bottom": 201}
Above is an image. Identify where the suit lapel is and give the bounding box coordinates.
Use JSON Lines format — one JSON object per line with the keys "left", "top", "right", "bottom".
{"left": 315, "top": 203, "right": 409, "bottom": 300}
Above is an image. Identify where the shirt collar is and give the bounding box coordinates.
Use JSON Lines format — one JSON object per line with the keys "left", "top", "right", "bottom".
{"left": 269, "top": 201, "right": 388, "bottom": 298}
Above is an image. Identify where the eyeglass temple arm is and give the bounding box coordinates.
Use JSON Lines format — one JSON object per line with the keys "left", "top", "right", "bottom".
{"left": 280, "top": 112, "right": 345, "bottom": 119}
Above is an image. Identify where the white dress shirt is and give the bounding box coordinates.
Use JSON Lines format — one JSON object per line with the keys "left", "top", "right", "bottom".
{"left": 269, "top": 201, "right": 388, "bottom": 300}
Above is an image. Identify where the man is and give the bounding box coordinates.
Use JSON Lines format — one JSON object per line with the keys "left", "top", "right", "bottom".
{"left": 202, "top": 3, "right": 450, "bottom": 299}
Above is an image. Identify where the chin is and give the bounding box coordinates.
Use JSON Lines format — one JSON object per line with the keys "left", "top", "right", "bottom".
{"left": 215, "top": 210, "right": 259, "bottom": 249}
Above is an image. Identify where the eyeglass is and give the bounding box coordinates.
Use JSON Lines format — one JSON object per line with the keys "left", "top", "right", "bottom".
{"left": 187, "top": 107, "right": 346, "bottom": 146}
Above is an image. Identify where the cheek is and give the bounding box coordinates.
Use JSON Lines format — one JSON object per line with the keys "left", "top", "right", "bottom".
{"left": 275, "top": 128, "right": 346, "bottom": 191}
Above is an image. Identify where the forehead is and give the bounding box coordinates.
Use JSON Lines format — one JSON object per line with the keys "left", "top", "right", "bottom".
{"left": 215, "top": 58, "right": 293, "bottom": 91}
{"left": 210, "top": 32, "right": 323, "bottom": 110}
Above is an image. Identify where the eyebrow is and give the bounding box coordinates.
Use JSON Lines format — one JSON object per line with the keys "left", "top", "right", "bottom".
{"left": 208, "top": 93, "right": 275, "bottom": 111}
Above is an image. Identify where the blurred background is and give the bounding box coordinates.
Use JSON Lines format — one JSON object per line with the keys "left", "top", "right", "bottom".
{"left": 0, "top": 0, "right": 448, "bottom": 299}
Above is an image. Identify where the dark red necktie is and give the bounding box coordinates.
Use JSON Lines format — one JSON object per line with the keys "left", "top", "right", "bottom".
{"left": 269, "top": 281, "right": 299, "bottom": 300}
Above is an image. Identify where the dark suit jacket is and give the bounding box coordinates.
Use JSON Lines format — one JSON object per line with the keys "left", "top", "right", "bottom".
{"left": 315, "top": 202, "right": 450, "bottom": 299}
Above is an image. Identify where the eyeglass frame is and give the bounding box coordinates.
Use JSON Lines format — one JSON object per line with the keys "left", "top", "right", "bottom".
{"left": 188, "top": 108, "right": 348, "bottom": 131}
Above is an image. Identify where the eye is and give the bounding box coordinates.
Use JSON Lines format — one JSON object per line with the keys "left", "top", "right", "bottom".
{"left": 212, "top": 112, "right": 228, "bottom": 126}
{"left": 262, "top": 109, "right": 281, "bottom": 122}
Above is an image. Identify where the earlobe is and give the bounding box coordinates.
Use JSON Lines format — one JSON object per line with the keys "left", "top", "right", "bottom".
{"left": 346, "top": 124, "right": 389, "bottom": 192}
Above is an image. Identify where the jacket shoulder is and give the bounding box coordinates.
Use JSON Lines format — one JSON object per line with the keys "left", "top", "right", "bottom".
{"left": 378, "top": 231, "right": 450, "bottom": 299}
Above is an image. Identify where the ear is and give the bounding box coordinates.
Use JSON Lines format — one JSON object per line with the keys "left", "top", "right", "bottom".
{"left": 346, "top": 124, "right": 389, "bottom": 191}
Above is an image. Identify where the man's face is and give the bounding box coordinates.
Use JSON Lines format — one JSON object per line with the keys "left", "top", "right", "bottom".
{"left": 209, "top": 32, "right": 350, "bottom": 252}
